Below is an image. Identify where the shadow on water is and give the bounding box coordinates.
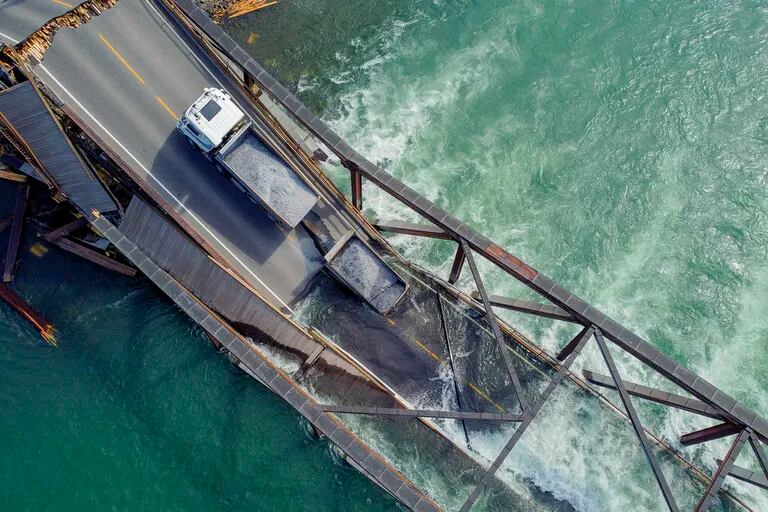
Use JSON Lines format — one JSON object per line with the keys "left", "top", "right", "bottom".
{"left": 0, "top": 180, "right": 399, "bottom": 511}
{"left": 148, "top": 128, "right": 324, "bottom": 302}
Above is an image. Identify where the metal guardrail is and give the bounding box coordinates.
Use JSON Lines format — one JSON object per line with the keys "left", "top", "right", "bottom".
{"left": 162, "top": 1, "right": 768, "bottom": 509}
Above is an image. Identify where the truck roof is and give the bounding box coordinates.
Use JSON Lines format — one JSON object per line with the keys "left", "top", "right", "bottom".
{"left": 182, "top": 88, "right": 245, "bottom": 149}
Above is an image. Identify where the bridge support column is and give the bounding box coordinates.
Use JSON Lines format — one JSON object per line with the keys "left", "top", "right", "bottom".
{"left": 448, "top": 244, "right": 465, "bottom": 284}
{"left": 351, "top": 169, "right": 363, "bottom": 210}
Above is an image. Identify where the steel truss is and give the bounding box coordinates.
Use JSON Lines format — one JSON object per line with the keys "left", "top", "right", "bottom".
{"left": 156, "top": 2, "right": 768, "bottom": 509}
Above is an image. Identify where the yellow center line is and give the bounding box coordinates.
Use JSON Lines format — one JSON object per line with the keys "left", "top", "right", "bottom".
{"left": 412, "top": 338, "right": 443, "bottom": 364}
{"left": 387, "top": 318, "right": 396, "bottom": 326}
{"left": 405, "top": 334, "right": 506, "bottom": 412}
{"left": 466, "top": 382, "right": 506, "bottom": 413}
{"left": 98, "top": 34, "right": 145, "bottom": 85}
{"left": 155, "top": 96, "right": 178, "bottom": 120}
{"left": 52, "top": 0, "right": 74, "bottom": 8}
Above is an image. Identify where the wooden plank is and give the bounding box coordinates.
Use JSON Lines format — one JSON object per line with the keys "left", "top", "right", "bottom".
{"left": 0, "top": 169, "right": 26, "bottom": 182}
{"left": 51, "top": 237, "right": 137, "bottom": 277}
{"left": 2, "top": 184, "right": 29, "bottom": 282}
{"left": 0, "top": 283, "right": 56, "bottom": 344}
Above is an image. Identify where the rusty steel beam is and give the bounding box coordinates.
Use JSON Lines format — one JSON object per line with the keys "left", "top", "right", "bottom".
{"left": 748, "top": 432, "right": 768, "bottom": 480}
{"left": 448, "top": 243, "right": 465, "bottom": 284}
{"left": 51, "top": 237, "right": 137, "bottom": 277}
{"left": 2, "top": 183, "right": 28, "bottom": 282}
{"left": 694, "top": 429, "right": 748, "bottom": 512}
{"left": 470, "top": 293, "right": 577, "bottom": 323}
{"left": 0, "top": 169, "right": 26, "bottom": 182}
{"left": 459, "top": 325, "right": 595, "bottom": 511}
{"left": 594, "top": 330, "right": 679, "bottom": 512}
{"left": 582, "top": 370, "right": 724, "bottom": 420}
{"left": 461, "top": 239, "right": 527, "bottom": 412}
{"left": 321, "top": 405, "right": 522, "bottom": 422}
{"left": 350, "top": 169, "right": 362, "bottom": 210}
{"left": 680, "top": 422, "right": 742, "bottom": 447}
{"left": 0, "top": 283, "right": 55, "bottom": 344}
{"left": 42, "top": 216, "right": 88, "bottom": 243}
{"left": 557, "top": 325, "right": 593, "bottom": 362}
{"left": 373, "top": 219, "right": 451, "bottom": 240}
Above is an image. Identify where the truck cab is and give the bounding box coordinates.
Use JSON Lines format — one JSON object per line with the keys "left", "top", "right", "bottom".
{"left": 178, "top": 88, "right": 245, "bottom": 154}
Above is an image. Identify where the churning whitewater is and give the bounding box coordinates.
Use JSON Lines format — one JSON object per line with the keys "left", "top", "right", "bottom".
{"left": 226, "top": 0, "right": 768, "bottom": 509}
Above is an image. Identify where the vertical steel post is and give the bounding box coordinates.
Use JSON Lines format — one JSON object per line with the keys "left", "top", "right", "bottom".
{"left": 449, "top": 243, "right": 465, "bottom": 284}
{"left": 694, "top": 429, "right": 748, "bottom": 511}
{"left": 594, "top": 330, "right": 679, "bottom": 512}
{"left": 2, "top": 183, "right": 28, "bottom": 282}
{"left": 749, "top": 432, "right": 768, "bottom": 480}
{"left": 351, "top": 169, "right": 363, "bottom": 210}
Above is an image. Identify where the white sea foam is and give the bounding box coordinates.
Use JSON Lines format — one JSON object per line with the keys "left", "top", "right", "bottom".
{"left": 306, "top": 0, "right": 768, "bottom": 509}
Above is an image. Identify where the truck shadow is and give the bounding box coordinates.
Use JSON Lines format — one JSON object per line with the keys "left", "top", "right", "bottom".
{"left": 148, "top": 132, "right": 323, "bottom": 303}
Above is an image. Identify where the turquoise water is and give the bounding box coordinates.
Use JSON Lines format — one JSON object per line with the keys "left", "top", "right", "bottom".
{"left": 3, "top": 0, "right": 768, "bottom": 510}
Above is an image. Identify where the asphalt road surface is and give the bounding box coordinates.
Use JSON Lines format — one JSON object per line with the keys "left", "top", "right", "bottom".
{"left": 1, "top": 0, "right": 324, "bottom": 308}
{"left": 0, "top": 0, "right": 74, "bottom": 43}
{"left": 0, "top": 0, "right": 516, "bottom": 413}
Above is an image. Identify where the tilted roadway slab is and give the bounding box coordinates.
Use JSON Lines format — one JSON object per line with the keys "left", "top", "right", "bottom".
{"left": 1, "top": 0, "right": 536, "bottom": 477}
{"left": 0, "top": 0, "right": 75, "bottom": 43}
{"left": 0, "top": 0, "right": 323, "bottom": 309}
{"left": 0, "top": 0, "right": 532, "bottom": 409}
{"left": 0, "top": 0, "right": 513, "bottom": 422}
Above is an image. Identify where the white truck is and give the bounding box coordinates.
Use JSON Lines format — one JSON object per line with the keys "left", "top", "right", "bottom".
{"left": 178, "top": 88, "right": 408, "bottom": 314}
{"left": 178, "top": 88, "right": 318, "bottom": 229}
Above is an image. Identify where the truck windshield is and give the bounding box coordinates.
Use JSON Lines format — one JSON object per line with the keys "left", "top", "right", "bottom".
{"left": 200, "top": 99, "right": 222, "bottom": 121}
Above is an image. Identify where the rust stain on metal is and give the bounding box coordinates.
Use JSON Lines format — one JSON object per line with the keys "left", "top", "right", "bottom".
{"left": 486, "top": 243, "right": 538, "bottom": 281}
{"left": 0, "top": 283, "right": 57, "bottom": 345}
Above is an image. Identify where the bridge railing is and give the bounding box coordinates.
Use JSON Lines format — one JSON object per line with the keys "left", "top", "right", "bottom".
{"left": 160, "top": 1, "right": 768, "bottom": 509}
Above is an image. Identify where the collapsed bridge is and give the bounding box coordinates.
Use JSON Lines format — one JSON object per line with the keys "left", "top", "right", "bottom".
{"left": 0, "top": 0, "right": 766, "bottom": 510}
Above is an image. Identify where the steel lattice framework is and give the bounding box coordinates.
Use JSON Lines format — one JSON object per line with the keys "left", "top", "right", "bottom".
{"left": 163, "top": 1, "right": 768, "bottom": 509}
{"left": 24, "top": 0, "right": 763, "bottom": 509}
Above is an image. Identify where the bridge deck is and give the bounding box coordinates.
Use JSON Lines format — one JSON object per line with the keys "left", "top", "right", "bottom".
{"left": 2, "top": 0, "right": 766, "bottom": 510}
{"left": 19, "top": 0, "right": 322, "bottom": 307}
{"left": 0, "top": 81, "right": 117, "bottom": 213}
